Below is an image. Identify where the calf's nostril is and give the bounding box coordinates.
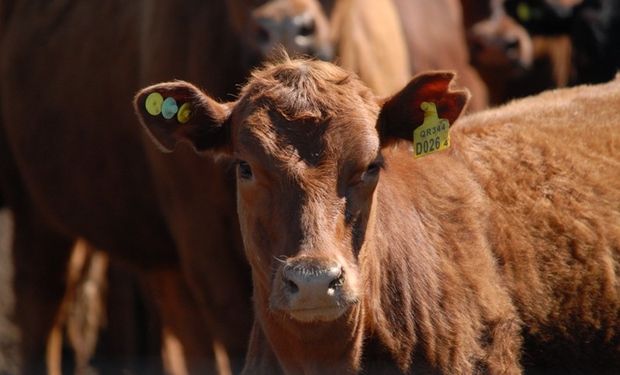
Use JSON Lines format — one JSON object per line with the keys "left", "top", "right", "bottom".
{"left": 328, "top": 273, "right": 344, "bottom": 289}
{"left": 284, "top": 277, "right": 299, "bottom": 294}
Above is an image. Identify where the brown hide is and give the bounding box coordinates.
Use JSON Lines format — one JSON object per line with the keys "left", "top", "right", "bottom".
{"left": 136, "top": 60, "right": 620, "bottom": 374}
{"left": 0, "top": 0, "right": 254, "bottom": 373}
{"left": 329, "top": 0, "right": 411, "bottom": 97}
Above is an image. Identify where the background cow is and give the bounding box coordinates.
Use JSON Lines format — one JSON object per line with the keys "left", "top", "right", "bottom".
{"left": 465, "top": 0, "right": 620, "bottom": 104}
{"left": 135, "top": 57, "right": 620, "bottom": 374}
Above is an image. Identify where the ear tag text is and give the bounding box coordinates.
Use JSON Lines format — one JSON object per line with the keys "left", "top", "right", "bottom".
{"left": 413, "top": 102, "right": 450, "bottom": 158}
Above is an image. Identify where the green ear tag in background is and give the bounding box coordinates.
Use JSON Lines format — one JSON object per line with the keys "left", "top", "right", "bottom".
{"left": 413, "top": 102, "right": 450, "bottom": 158}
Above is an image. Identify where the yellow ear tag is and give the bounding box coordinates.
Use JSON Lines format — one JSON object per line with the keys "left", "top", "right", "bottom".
{"left": 413, "top": 102, "right": 450, "bottom": 158}
{"left": 177, "top": 102, "right": 192, "bottom": 124}
{"left": 145, "top": 92, "right": 164, "bottom": 116}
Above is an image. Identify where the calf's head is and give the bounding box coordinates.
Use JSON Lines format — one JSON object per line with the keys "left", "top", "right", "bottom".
{"left": 134, "top": 58, "right": 467, "bottom": 337}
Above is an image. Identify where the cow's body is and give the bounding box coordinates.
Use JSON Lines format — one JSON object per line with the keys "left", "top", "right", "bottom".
{"left": 330, "top": 0, "right": 489, "bottom": 109}
{"left": 137, "top": 59, "right": 620, "bottom": 374}
{"left": 0, "top": 1, "right": 252, "bottom": 373}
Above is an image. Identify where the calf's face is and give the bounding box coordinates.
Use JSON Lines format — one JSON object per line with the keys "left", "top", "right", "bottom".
{"left": 134, "top": 59, "right": 468, "bottom": 325}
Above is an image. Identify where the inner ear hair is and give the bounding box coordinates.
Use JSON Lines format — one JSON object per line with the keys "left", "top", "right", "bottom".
{"left": 377, "top": 71, "right": 470, "bottom": 145}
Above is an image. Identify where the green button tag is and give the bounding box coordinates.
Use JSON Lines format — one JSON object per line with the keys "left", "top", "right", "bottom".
{"left": 161, "top": 97, "right": 179, "bottom": 120}
{"left": 413, "top": 102, "right": 450, "bottom": 158}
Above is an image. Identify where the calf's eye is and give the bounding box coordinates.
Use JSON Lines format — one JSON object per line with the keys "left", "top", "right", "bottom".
{"left": 364, "top": 161, "right": 382, "bottom": 178}
{"left": 237, "top": 160, "right": 253, "bottom": 180}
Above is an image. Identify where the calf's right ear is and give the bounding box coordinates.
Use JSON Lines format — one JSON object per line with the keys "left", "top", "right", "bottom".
{"left": 133, "top": 81, "right": 232, "bottom": 153}
{"left": 376, "top": 71, "right": 470, "bottom": 145}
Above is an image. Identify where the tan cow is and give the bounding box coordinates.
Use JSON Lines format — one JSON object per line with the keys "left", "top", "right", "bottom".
{"left": 136, "top": 59, "right": 620, "bottom": 374}
{"left": 390, "top": 0, "right": 489, "bottom": 111}
{"left": 329, "top": 0, "right": 489, "bottom": 109}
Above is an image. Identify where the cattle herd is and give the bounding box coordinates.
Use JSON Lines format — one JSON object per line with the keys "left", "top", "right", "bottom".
{"left": 0, "top": 0, "right": 618, "bottom": 374}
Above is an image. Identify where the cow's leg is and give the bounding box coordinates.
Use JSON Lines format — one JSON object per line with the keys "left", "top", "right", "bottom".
{"left": 64, "top": 241, "right": 109, "bottom": 375}
{"left": 11, "top": 207, "right": 73, "bottom": 375}
{"left": 142, "top": 269, "right": 224, "bottom": 375}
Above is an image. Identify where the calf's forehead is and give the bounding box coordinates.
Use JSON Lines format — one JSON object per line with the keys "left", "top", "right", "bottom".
{"left": 231, "top": 60, "right": 381, "bottom": 167}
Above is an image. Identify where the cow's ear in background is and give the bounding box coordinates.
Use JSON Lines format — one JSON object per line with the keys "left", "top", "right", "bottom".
{"left": 376, "top": 71, "right": 470, "bottom": 145}
{"left": 134, "top": 81, "right": 232, "bottom": 153}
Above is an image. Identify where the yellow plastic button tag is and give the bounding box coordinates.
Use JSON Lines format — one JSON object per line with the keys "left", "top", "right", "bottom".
{"left": 177, "top": 102, "right": 192, "bottom": 124}
{"left": 145, "top": 92, "right": 164, "bottom": 116}
{"left": 413, "top": 102, "right": 450, "bottom": 158}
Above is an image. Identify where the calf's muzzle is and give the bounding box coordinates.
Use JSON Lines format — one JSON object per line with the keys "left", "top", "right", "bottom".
{"left": 272, "top": 257, "right": 350, "bottom": 322}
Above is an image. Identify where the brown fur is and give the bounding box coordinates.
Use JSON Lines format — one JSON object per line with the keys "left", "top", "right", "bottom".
{"left": 136, "top": 59, "right": 620, "bottom": 374}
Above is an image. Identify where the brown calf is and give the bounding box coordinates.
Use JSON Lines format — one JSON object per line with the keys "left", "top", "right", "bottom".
{"left": 136, "top": 59, "right": 620, "bottom": 374}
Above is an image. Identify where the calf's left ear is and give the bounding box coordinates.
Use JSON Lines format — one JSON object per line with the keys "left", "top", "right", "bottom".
{"left": 376, "top": 71, "right": 470, "bottom": 145}
{"left": 134, "top": 81, "right": 232, "bottom": 153}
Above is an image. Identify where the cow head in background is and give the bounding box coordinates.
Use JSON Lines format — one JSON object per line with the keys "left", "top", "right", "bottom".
{"left": 469, "top": 0, "right": 536, "bottom": 70}
{"left": 466, "top": 0, "right": 576, "bottom": 103}
{"left": 228, "top": 0, "right": 333, "bottom": 66}
{"left": 468, "top": 0, "right": 577, "bottom": 69}
{"left": 134, "top": 58, "right": 468, "bottom": 372}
